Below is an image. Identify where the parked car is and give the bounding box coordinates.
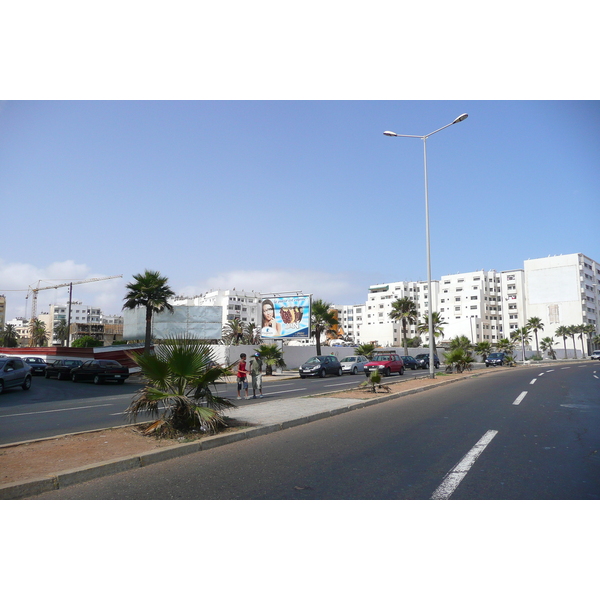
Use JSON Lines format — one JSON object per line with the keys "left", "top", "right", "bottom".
{"left": 0, "top": 357, "right": 32, "bottom": 394}
{"left": 485, "top": 352, "right": 506, "bottom": 367}
{"left": 299, "top": 355, "right": 343, "bottom": 378}
{"left": 70, "top": 359, "right": 130, "bottom": 384}
{"left": 339, "top": 355, "right": 369, "bottom": 374}
{"left": 591, "top": 350, "right": 600, "bottom": 360}
{"left": 400, "top": 355, "right": 419, "bottom": 370}
{"left": 363, "top": 353, "right": 405, "bottom": 377}
{"left": 22, "top": 356, "right": 48, "bottom": 375}
{"left": 415, "top": 353, "right": 440, "bottom": 369}
{"left": 45, "top": 359, "right": 84, "bottom": 380}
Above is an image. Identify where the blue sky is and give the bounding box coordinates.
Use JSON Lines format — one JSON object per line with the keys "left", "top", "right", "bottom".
{"left": 1, "top": 100, "right": 599, "bottom": 320}
{"left": 1, "top": 3, "right": 598, "bottom": 323}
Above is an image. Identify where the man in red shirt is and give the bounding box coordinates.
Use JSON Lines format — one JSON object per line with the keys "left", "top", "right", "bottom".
{"left": 236, "top": 353, "right": 249, "bottom": 400}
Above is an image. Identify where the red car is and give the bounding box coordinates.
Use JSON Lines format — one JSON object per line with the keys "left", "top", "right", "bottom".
{"left": 363, "top": 353, "right": 405, "bottom": 377}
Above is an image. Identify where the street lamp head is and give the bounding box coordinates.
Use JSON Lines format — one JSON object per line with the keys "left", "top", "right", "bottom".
{"left": 452, "top": 113, "right": 469, "bottom": 124}
{"left": 383, "top": 131, "right": 398, "bottom": 136}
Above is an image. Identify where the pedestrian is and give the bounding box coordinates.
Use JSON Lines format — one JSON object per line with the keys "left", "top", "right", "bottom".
{"left": 236, "top": 353, "right": 249, "bottom": 400}
{"left": 249, "top": 352, "right": 263, "bottom": 398}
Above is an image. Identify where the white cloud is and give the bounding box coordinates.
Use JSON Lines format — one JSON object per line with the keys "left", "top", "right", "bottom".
{"left": 180, "top": 269, "right": 371, "bottom": 305}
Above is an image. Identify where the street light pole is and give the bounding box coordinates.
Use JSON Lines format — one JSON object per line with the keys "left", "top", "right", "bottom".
{"left": 384, "top": 113, "right": 468, "bottom": 378}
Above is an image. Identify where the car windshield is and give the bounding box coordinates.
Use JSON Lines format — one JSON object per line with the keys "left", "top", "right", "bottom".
{"left": 489, "top": 353, "right": 503, "bottom": 359}
{"left": 340, "top": 357, "right": 355, "bottom": 363}
{"left": 416, "top": 354, "right": 427, "bottom": 359}
{"left": 373, "top": 356, "right": 392, "bottom": 361}
{"left": 305, "top": 357, "right": 324, "bottom": 365}
{"left": 64, "top": 360, "right": 81, "bottom": 367}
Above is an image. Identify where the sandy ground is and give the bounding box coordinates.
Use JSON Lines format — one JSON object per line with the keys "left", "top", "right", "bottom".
{"left": 0, "top": 369, "right": 498, "bottom": 485}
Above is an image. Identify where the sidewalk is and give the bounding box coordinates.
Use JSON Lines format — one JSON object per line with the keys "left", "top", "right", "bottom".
{"left": 0, "top": 361, "right": 566, "bottom": 499}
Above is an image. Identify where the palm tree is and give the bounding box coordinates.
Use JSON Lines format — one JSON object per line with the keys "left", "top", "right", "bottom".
{"left": 555, "top": 325, "right": 570, "bottom": 359}
{"left": 126, "top": 336, "right": 234, "bottom": 436}
{"left": 416, "top": 311, "right": 447, "bottom": 352}
{"left": 388, "top": 297, "right": 417, "bottom": 356}
{"left": 497, "top": 337, "right": 516, "bottom": 358}
{"left": 592, "top": 334, "right": 600, "bottom": 351}
{"left": 526, "top": 317, "right": 544, "bottom": 357}
{"left": 473, "top": 341, "right": 492, "bottom": 362}
{"left": 123, "top": 270, "right": 175, "bottom": 354}
{"left": 311, "top": 299, "right": 339, "bottom": 356}
{"left": 54, "top": 320, "right": 70, "bottom": 346}
{"left": 0, "top": 324, "right": 19, "bottom": 347}
{"left": 222, "top": 318, "right": 245, "bottom": 345}
{"left": 567, "top": 325, "right": 578, "bottom": 359}
{"left": 245, "top": 321, "right": 261, "bottom": 345}
{"left": 582, "top": 323, "right": 596, "bottom": 357}
{"left": 444, "top": 348, "right": 475, "bottom": 373}
{"left": 449, "top": 335, "right": 472, "bottom": 352}
{"left": 540, "top": 336, "right": 557, "bottom": 359}
{"left": 355, "top": 343, "right": 377, "bottom": 360}
{"left": 254, "top": 343, "right": 286, "bottom": 375}
{"left": 511, "top": 327, "right": 531, "bottom": 362}
{"left": 29, "top": 318, "right": 48, "bottom": 347}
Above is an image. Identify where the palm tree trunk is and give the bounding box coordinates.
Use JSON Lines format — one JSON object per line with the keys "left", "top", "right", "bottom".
{"left": 145, "top": 306, "right": 153, "bottom": 354}
{"left": 315, "top": 327, "right": 322, "bottom": 356}
{"left": 402, "top": 320, "right": 408, "bottom": 355}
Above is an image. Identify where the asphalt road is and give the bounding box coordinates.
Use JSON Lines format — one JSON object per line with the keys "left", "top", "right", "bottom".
{"left": 30, "top": 362, "right": 600, "bottom": 499}
{"left": 0, "top": 369, "right": 418, "bottom": 444}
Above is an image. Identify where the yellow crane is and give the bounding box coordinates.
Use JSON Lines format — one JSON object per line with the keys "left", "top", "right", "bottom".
{"left": 26, "top": 275, "right": 123, "bottom": 321}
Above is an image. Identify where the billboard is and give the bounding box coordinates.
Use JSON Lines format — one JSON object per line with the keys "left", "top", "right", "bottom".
{"left": 261, "top": 294, "right": 311, "bottom": 339}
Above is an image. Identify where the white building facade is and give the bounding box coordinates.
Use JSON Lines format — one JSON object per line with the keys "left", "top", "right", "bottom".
{"left": 524, "top": 254, "right": 600, "bottom": 341}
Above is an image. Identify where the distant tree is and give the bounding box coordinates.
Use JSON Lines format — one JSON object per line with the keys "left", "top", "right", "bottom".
{"left": 123, "top": 270, "right": 175, "bottom": 354}
{"left": 222, "top": 319, "right": 244, "bottom": 345}
{"left": 555, "top": 325, "right": 570, "bottom": 359}
{"left": 511, "top": 327, "right": 531, "bottom": 362}
{"left": 496, "top": 337, "right": 516, "bottom": 358}
{"left": 526, "top": 317, "right": 544, "bottom": 357}
{"left": 540, "top": 336, "right": 557, "bottom": 359}
{"left": 473, "top": 341, "right": 492, "bottom": 362}
{"left": 54, "top": 320, "right": 70, "bottom": 346}
{"left": 388, "top": 297, "right": 418, "bottom": 356}
{"left": 417, "top": 311, "right": 447, "bottom": 353}
{"left": 566, "top": 325, "right": 578, "bottom": 359}
{"left": 244, "top": 322, "right": 261, "bottom": 345}
{"left": 0, "top": 324, "right": 19, "bottom": 347}
{"left": 310, "top": 299, "right": 339, "bottom": 356}
{"left": 71, "top": 335, "right": 103, "bottom": 348}
{"left": 355, "top": 343, "right": 377, "bottom": 360}
{"left": 449, "top": 335, "right": 472, "bottom": 352}
{"left": 29, "top": 318, "right": 48, "bottom": 347}
{"left": 254, "top": 343, "right": 286, "bottom": 375}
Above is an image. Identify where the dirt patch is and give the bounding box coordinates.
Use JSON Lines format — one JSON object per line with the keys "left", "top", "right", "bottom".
{"left": 0, "top": 424, "right": 243, "bottom": 486}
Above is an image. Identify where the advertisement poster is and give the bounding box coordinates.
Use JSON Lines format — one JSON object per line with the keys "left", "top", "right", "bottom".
{"left": 261, "top": 295, "right": 311, "bottom": 339}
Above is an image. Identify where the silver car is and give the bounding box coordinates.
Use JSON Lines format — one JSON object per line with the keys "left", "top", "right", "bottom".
{"left": 0, "top": 357, "right": 33, "bottom": 394}
{"left": 340, "top": 355, "right": 369, "bottom": 374}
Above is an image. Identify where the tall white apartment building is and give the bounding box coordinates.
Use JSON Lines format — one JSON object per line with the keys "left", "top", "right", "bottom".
{"left": 438, "top": 269, "right": 526, "bottom": 343}
{"left": 359, "top": 280, "right": 439, "bottom": 347}
{"left": 524, "top": 253, "right": 600, "bottom": 339}
{"left": 172, "top": 290, "right": 263, "bottom": 330}
{"left": 333, "top": 304, "right": 366, "bottom": 342}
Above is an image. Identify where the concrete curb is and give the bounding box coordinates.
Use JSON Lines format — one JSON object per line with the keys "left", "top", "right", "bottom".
{"left": 1, "top": 360, "right": 588, "bottom": 499}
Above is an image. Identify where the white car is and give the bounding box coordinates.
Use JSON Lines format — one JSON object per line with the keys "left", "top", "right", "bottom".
{"left": 340, "top": 355, "right": 369, "bottom": 374}
{"left": 591, "top": 350, "right": 600, "bottom": 360}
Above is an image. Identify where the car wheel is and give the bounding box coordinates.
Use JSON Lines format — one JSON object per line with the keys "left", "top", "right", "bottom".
{"left": 319, "top": 369, "right": 326, "bottom": 378}
{"left": 22, "top": 375, "right": 32, "bottom": 391}
{"left": 71, "top": 373, "right": 78, "bottom": 382}
{"left": 352, "top": 367, "right": 357, "bottom": 375}
{"left": 384, "top": 368, "right": 390, "bottom": 377}
{"left": 0, "top": 380, "right": 4, "bottom": 394}
{"left": 337, "top": 368, "right": 343, "bottom": 376}
{"left": 399, "top": 367, "right": 404, "bottom": 376}
{"left": 93, "top": 375, "right": 103, "bottom": 385}
{"left": 45, "top": 371, "right": 50, "bottom": 379}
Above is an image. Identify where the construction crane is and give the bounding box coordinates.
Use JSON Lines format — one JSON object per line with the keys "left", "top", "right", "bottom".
{"left": 26, "top": 275, "right": 123, "bottom": 321}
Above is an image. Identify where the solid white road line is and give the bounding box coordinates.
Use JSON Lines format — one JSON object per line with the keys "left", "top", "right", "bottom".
{"left": 431, "top": 430, "right": 498, "bottom": 500}
{"left": 513, "top": 391, "right": 528, "bottom": 405}
{"left": 0, "top": 404, "right": 114, "bottom": 418}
